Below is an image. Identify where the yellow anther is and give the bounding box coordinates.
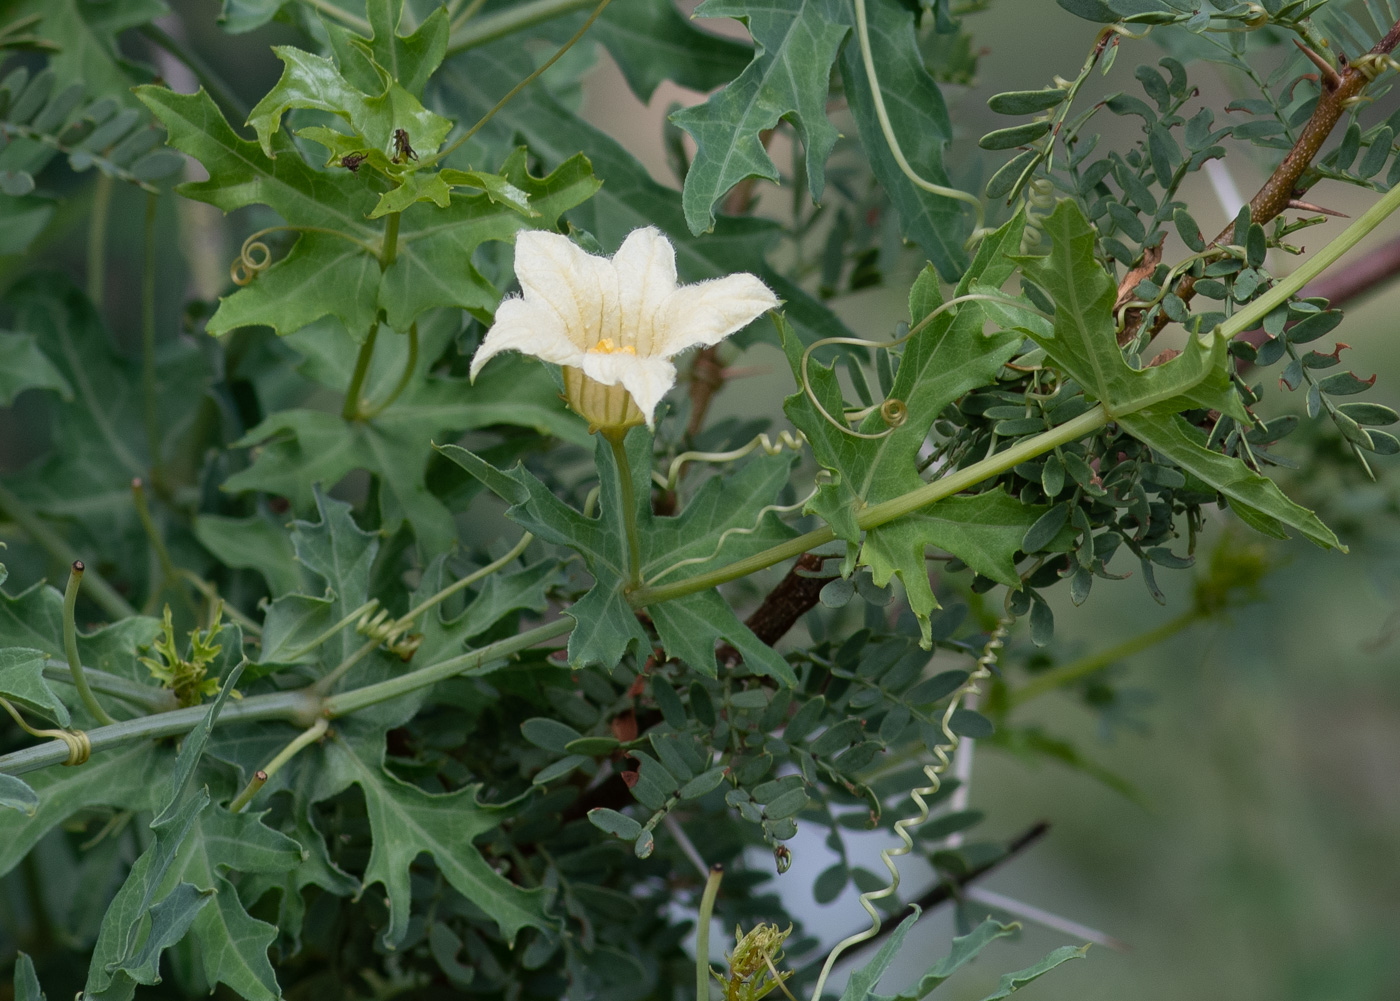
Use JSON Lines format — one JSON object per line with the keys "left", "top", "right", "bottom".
{"left": 589, "top": 339, "right": 638, "bottom": 355}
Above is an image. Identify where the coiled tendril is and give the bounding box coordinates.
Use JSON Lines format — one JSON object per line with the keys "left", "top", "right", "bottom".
{"left": 800, "top": 294, "right": 1052, "bottom": 441}
{"left": 355, "top": 603, "right": 423, "bottom": 660}
{"left": 645, "top": 472, "right": 831, "bottom": 585}
{"left": 0, "top": 696, "right": 91, "bottom": 766}
{"left": 229, "top": 226, "right": 380, "bottom": 286}
{"left": 651, "top": 430, "right": 808, "bottom": 493}
{"left": 807, "top": 619, "right": 1012, "bottom": 1001}
{"left": 1021, "top": 177, "right": 1056, "bottom": 254}
{"left": 852, "top": 0, "right": 990, "bottom": 248}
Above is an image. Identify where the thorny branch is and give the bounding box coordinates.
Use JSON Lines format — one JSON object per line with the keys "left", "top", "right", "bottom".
{"left": 1118, "top": 17, "right": 1400, "bottom": 345}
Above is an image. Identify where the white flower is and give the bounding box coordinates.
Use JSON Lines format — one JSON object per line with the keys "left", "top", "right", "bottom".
{"left": 470, "top": 227, "right": 779, "bottom": 432}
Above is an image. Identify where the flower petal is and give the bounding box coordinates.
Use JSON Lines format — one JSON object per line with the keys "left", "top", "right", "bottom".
{"left": 470, "top": 296, "right": 585, "bottom": 379}
{"left": 581, "top": 351, "right": 677, "bottom": 427}
{"left": 610, "top": 227, "right": 679, "bottom": 356}
{"left": 513, "top": 230, "right": 618, "bottom": 351}
{"left": 658, "top": 272, "right": 779, "bottom": 357}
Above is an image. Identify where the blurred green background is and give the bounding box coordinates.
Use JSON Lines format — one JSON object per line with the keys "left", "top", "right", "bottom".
{"left": 2, "top": 0, "right": 1398, "bottom": 998}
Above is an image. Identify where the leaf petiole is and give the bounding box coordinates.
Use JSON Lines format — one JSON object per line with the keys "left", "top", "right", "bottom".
{"left": 228, "top": 717, "right": 329, "bottom": 812}
{"left": 63, "top": 562, "right": 116, "bottom": 727}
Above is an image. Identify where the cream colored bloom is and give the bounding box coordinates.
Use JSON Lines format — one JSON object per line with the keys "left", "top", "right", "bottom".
{"left": 470, "top": 227, "right": 778, "bottom": 432}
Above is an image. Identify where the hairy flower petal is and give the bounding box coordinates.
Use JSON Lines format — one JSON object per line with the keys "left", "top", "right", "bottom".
{"left": 611, "top": 226, "right": 679, "bottom": 356}
{"left": 513, "top": 230, "right": 618, "bottom": 349}
{"left": 660, "top": 273, "right": 780, "bottom": 357}
{"left": 470, "top": 296, "right": 584, "bottom": 379}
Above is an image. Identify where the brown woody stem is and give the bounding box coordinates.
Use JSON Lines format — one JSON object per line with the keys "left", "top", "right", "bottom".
{"left": 1120, "top": 17, "right": 1400, "bottom": 345}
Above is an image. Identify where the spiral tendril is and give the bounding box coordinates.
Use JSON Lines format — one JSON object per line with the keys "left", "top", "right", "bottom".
{"left": 0, "top": 696, "right": 91, "bottom": 766}
{"left": 879, "top": 397, "right": 908, "bottom": 428}
{"left": 800, "top": 294, "right": 1051, "bottom": 442}
{"left": 651, "top": 430, "right": 807, "bottom": 493}
{"left": 1021, "top": 177, "right": 1056, "bottom": 254}
{"left": 228, "top": 226, "right": 380, "bottom": 286}
{"left": 644, "top": 474, "right": 831, "bottom": 585}
{"left": 355, "top": 602, "right": 423, "bottom": 660}
{"left": 1349, "top": 52, "right": 1400, "bottom": 83}
{"left": 807, "top": 619, "right": 1012, "bottom": 1001}
{"left": 230, "top": 231, "right": 275, "bottom": 286}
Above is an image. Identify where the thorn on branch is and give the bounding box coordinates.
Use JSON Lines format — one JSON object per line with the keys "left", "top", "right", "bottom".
{"left": 1287, "top": 198, "right": 1348, "bottom": 218}
{"left": 1294, "top": 39, "right": 1342, "bottom": 89}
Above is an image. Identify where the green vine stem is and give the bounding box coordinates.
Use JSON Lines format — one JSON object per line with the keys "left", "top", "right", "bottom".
{"left": 379, "top": 210, "right": 400, "bottom": 269}
{"left": 445, "top": 0, "right": 598, "bottom": 55}
{"left": 0, "top": 697, "right": 91, "bottom": 768}
{"left": 142, "top": 192, "right": 161, "bottom": 487}
{"left": 42, "top": 661, "right": 177, "bottom": 713}
{"left": 132, "top": 477, "right": 197, "bottom": 619}
{"left": 63, "top": 562, "right": 116, "bottom": 727}
{"left": 1218, "top": 178, "right": 1400, "bottom": 338}
{"left": 0, "top": 690, "right": 320, "bottom": 777}
{"left": 359, "top": 323, "right": 419, "bottom": 419}
{"left": 86, "top": 173, "right": 112, "bottom": 307}
{"left": 432, "top": 0, "right": 612, "bottom": 165}
{"left": 0, "top": 618, "right": 572, "bottom": 776}
{"left": 322, "top": 618, "right": 571, "bottom": 716}
{"left": 343, "top": 212, "right": 402, "bottom": 421}
{"left": 0, "top": 482, "right": 137, "bottom": 620}
{"left": 1009, "top": 608, "right": 1200, "bottom": 708}
{"left": 634, "top": 180, "right": 1400, "bottom": 608}
{"left": 342, "top": 321, "right": 381, "bottom": 421}
{"left": 696, "top": 864, "right": 724, "bottom": 1001}
{"left": 228, "top": 717, "right": 329, "bottom": 812}
{"left": 605, "top": 430, "right": 644, "bottom": 591}
{"left": 630, "top": 405, "right": 1111, "bottom": 608}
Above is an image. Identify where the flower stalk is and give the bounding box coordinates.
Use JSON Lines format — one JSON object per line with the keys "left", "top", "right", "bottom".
{"left": 606, "top": 430, "right": 644, "bottom": 590}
